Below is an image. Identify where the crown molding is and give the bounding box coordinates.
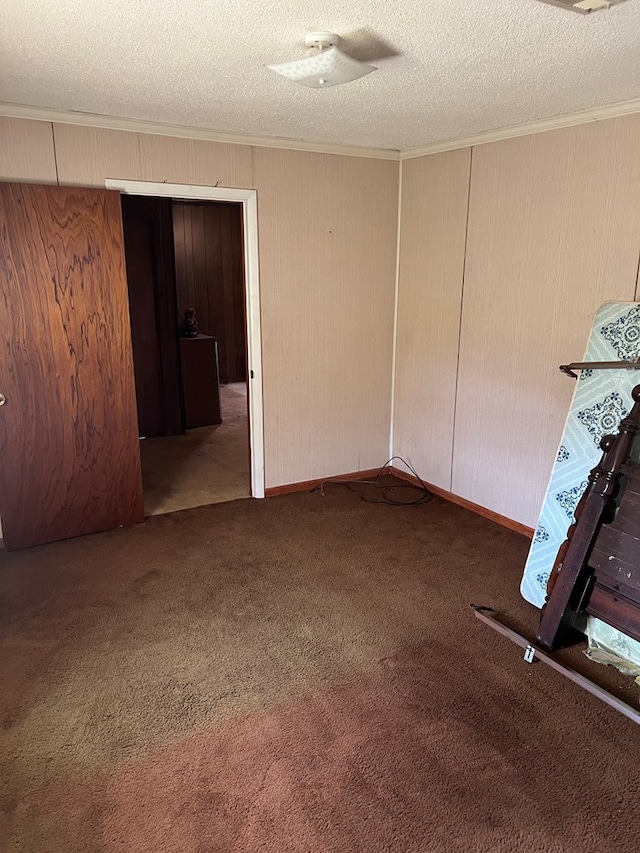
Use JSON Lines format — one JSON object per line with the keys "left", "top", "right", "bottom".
{"left": 400, "top": 98, "right": 640, "bottom": 159}
{"left": 0, "top": 102, "right": 401, "bottom": 161}
{"left": 2, "top": 98, "right": 640, "bottom": 162}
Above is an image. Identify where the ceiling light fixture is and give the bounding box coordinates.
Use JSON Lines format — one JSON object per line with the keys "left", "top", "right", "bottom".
{"left": 534, "top": 0, "right": 629, "bottom": 12}
{"left": 266, "top": 33, "right": 377, "bottom": 88}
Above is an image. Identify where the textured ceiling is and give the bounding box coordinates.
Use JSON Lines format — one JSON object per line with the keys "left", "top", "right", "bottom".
{"left": 2, "top": 0, "right": 639, "bottom": 150}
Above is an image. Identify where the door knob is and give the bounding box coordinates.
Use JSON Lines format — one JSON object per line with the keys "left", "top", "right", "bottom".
{"left": 0, "top": 394, "right": 6, "bottom": 406}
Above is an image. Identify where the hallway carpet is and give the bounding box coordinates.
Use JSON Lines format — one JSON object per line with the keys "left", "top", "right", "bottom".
{"left": 140, "top": 382, "right": 250, "bottom": 517}
{"left": 1, "top": 484, "right": 639, "bottom": 852}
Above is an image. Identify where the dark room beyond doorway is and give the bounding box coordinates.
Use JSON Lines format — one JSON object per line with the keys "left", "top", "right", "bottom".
{"left": 121, "top": 195, "right": 250, "bottom": 517}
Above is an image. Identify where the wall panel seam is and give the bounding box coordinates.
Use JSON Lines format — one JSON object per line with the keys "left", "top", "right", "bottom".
{"left": 388, "top": 158, "right": 403, "bottom": 461}
{"left": 51, "top": 122, "right": 60, "bottom": 185}
{"left": 136, "top": 133, "right": 143, "bottom": 181}
{"left": 449, "top": 146, "right": 474, "bottom": 492}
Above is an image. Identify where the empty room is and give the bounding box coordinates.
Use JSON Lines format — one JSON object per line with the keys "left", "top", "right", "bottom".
{"left": 1, "top": 1, "right": 640, "bottom": 851}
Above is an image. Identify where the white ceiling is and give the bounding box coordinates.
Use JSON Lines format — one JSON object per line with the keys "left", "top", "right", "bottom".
{"left": 2, "top": 0, "right": 639, "bottom": 151}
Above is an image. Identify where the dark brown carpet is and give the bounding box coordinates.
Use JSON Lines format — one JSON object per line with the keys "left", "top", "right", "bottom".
{"left": 1, "top": 482, "right": 639, "bottom": 852}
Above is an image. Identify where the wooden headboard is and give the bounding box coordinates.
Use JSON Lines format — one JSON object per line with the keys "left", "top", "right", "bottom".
{"left": 537, "top": 385, "right": 640, "bottom": 651}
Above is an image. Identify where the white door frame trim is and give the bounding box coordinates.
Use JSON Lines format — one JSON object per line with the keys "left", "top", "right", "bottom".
{"left": 105, "top": 178, "right": 265, "bottom": 498}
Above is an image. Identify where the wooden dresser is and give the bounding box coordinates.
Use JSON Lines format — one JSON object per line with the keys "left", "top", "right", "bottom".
{"left": 179, "top": 335, "right": 222, "bottom": 428}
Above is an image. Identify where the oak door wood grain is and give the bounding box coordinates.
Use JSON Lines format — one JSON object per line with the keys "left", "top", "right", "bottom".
{"left": 0, "top": 183, "right": 144, "bottom": 550}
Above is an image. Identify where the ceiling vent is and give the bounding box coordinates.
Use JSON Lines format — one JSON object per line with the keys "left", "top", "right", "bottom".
{"left": 535, "top": 0, "right": 629, "bottom": 12}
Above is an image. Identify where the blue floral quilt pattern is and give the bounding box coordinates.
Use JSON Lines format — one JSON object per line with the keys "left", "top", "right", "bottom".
{"left": 521, "top": 302, "right": 640, "bottom": 607}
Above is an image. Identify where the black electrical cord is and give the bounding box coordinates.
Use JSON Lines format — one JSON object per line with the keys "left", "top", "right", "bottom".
{"left": 310, "top": 456, "right": 432, "bottom": 506}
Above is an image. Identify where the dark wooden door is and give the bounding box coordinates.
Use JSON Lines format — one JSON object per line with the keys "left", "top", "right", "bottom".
{"left": 0, "top": 183, "right": 144, "bottom": 551}
{"left": 172, "top": 201, "right": 246, "bottom": 383}
{"left": 121, "top": 195, "right": 183, "bottom": 438}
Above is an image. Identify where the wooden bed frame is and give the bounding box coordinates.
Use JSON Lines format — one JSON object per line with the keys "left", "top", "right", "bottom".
{"left": 537, "top": 384, "right": 640, "bottom": 651}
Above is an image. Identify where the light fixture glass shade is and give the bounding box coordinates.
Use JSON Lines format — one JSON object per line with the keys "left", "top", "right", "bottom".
{"left": 266, "top": 46, "right": 376, "bottom": 88}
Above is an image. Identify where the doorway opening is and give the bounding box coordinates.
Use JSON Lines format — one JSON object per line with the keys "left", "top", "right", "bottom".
{"left": 109, "top": 179, "right": 265, "bottom": 514}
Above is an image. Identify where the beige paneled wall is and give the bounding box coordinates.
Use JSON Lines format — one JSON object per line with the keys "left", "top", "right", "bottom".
{"left": 393, "top": 114, "right": 640, "bottom": 530}
{"left": 0, "top": 117, "right": 399, "bottom": 510}
{"left": 254, "top": 147, "right": 398, "bottom": 486}
{"left": 0, "top": 117, "right": 57, "bottom": 183}
{"left": 138, "top": 134, "right": 253, "bottom": 188}
{"left": 453, "top": 117, "right": 640, "bottom": 527}
{"left": 53, "top": 124, "right": 144, "bottom": 185}
{"left": 52, "top": 124, "right": 254, "bottom": 189}
{"left": 393, "top": 150, "right": 471, "bottom": 490}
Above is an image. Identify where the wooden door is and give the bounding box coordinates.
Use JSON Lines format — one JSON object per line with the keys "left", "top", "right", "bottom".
{"left": 121, "top": 194, "right": 184, "bottom": 438}
{"left": 0, "top": 183, "right": 144, "bottom": 551}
